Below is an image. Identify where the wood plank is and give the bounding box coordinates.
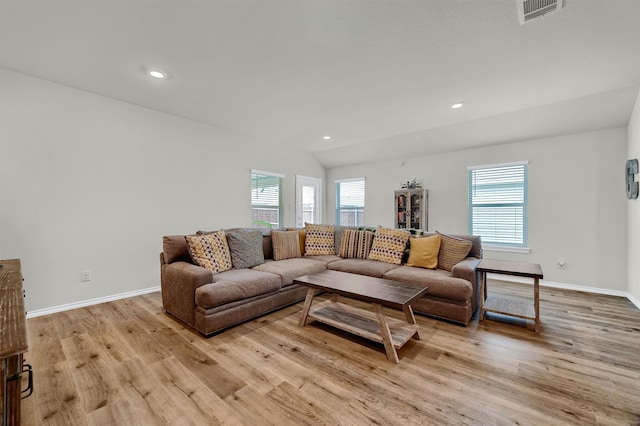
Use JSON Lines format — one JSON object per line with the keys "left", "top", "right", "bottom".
{"left": 21, "top": 283, "right": 640, "bottom": 425}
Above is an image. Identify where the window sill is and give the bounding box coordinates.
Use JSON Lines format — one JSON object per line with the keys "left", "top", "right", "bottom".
{"left": 483, "top": 245, "right": 531, "bottom": 254}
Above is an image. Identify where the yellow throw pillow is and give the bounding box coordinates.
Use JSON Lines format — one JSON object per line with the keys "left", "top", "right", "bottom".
{"left": 406, "top": 234, "right": 441, "bottom": 269}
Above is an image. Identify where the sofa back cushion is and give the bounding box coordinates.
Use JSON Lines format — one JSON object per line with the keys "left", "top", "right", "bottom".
{"left": 163, "top": 235, "right": 191, "bottom": 264}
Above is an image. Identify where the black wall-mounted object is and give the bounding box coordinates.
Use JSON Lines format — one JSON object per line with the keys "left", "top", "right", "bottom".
{"left": 626, "top": 159, "right": 639, "bottom": 199}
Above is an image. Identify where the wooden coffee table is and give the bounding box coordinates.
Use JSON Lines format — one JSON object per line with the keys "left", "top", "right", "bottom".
{"left": 294, "top": 270, "right": 428, "bottom": 363}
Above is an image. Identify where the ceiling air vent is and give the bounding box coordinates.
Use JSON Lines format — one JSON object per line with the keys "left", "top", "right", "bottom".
{"left": 518, "top": 0, "right": 563, "bottom": 24}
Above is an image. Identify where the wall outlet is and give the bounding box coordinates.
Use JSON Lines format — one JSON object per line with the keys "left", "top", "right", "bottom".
{"left": 556, "top": 258, "right": 567, "bottom": 270}
{"left": 80, "top": 270, "right": 91, "bottom": 282}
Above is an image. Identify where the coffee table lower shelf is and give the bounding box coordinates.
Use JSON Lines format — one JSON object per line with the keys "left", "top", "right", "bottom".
{"left": 307, "top": 300, "right": 419, "bottom": 353}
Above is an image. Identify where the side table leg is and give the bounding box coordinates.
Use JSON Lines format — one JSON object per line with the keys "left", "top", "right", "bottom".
{"left": 534, "top": 277, "right": 540, "bottom": 332}
{"left": 298, "top": 288, "right": 315, "bottom": 327}
{"left": 373, "top": 303, "right": 399, "bottom": 364}
{"left": 479, "top": 271, "right": 486, "bottom": 323}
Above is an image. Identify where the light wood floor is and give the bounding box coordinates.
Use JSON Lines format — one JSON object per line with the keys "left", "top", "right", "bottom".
{"left": 20, "top": 281, "right": 640, "bottom": 425}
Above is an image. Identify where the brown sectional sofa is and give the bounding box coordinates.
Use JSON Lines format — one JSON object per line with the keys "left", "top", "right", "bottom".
{"left": 160, "top": 227, "right": 482, "bottom": 336}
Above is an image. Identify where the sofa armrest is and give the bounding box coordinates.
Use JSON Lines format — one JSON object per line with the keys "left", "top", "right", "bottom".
{"left": 161, "top": 261, "right": 214, "bottom": 327}
{"left": 451, "top": 257, "right": 481, "bottom": 312}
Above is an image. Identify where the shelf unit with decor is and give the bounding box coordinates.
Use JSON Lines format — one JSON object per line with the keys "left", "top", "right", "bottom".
{"left": 394, "top": 188, "right": 428, "bottom": 231}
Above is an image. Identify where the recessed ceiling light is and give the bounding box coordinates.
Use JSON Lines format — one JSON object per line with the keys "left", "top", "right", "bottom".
{"left": 149, "top": 70, "right": 166, "bottom": 79}
{"left": 323, "top": 135, "right": 332, "bottom": 140}
{"left": 451, "top": 103, "right": 464, "bottom": 109}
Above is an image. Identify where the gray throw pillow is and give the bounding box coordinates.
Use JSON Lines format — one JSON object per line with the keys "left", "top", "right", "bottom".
{"left": 226, "top": 229, "right": 265, "bottom": 269}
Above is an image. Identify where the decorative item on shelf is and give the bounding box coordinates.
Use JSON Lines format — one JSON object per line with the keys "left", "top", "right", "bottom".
{"left": 401, "top": 177, "right": 423, "bottom": 189}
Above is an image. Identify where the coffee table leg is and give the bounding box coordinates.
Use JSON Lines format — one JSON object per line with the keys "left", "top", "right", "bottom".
{"left": 372, "top": 303, "right": 399, "bottom": 364}
{"left": 331, "top": 293, "right": 340, "bottom": 303}
{"left": 403, "top": 305, "right": 421, "bottom": 340}
{"left": 298, "top": 288, "right": 315, "bottom": 327}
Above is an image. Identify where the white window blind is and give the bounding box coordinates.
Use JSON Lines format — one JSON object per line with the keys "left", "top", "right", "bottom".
{"left": 336, "top": 178, "right": 365, "bottom": 226}
{"left": 251, "top": 170, "right": 283, "bottom": 229}
{"left": 468, "top": 162, "right": 528, "bottom": 247}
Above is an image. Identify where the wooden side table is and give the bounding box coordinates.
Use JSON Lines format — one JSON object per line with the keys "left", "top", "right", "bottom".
{"left": 477, "top": 259, "right": 543, "bottom": 332}
{"left": 1, "top": 259, "right": 33, "bottom": 425}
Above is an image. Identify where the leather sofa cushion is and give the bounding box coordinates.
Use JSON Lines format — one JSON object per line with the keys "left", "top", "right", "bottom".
{"left": 383, "top": 266, "right": 472, "bottom": 302}
{"left": 328, "top": 258, "right": 399, "bottom": 278}
{"left": 196, "top": 270, "right": 281, "bottom": 309}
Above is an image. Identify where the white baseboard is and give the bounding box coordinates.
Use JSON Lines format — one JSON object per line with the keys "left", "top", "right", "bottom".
{"left": 487, "top": 273, "right": 636, "bottom": 304}
{"left": 627, "top": 292, "right": 640, "bottom": 310}
{"left": 26, "top": 286, "right": 161, "bottom": 319}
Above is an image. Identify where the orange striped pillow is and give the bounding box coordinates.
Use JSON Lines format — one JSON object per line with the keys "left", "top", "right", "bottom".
{"left": 271, "top": 230, "right": 301, "bottom": 260}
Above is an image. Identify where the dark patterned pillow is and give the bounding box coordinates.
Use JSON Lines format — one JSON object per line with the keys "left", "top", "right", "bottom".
{"left": 226, "top": 229, "right": 264, "bottom": 269}
{"left": 304, "top": 223, "right": 335, "bottom": 255}
{"left": 437, "top": 232, "right": 473, "bottom": 271}
{"left": 185, "top": 230, "right": 233, "bottom": 273}
{"left": 272, "top": 230, "right": 301, "bottom": 260}
{"left": 368, "top": 226, "right": 410, "bottom": 265}
{"left": 339, "top": 229, "right": 374, "bottom": 259}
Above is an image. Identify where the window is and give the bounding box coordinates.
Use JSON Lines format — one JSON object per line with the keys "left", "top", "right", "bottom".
{"left": 468, "top": 162, "right": 528, "bottom": 248}
{"left": 251, "top": 170, "right": 283, "bottom": 230}
{"left": 336, "top": 178, "right": 365, "bottom": 226}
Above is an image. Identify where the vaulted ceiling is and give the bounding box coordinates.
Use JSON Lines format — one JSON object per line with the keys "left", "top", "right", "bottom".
{"left": 1, "top": 0, "right": 639, "bottom": 167}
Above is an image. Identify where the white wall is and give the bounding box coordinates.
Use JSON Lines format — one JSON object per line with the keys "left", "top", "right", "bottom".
{"left": 0, "top": 69, "right": 325, "bottom": 312}
{"left": 628, "top": 91, "right": 640, "bottom": 303}
{"left": 327, "top": 128, "right": 628, "bottom": 291}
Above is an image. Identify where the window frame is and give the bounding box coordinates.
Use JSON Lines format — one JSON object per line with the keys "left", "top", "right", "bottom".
{"left": 468, "top": 161, "right": 529, "bottom": 251}
{"left": 335, "top": 177, "right": 365, "bottom": 226}
{"left": 251, "top": 169, "right": 284, "bottom": 230}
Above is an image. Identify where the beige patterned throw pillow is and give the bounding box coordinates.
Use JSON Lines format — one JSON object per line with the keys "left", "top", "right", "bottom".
{"left": 368, "top": 226, "right": 410, "bottom": 265}
{"left": 185, "top": 230, "right": 233, "bottom": 273}
{"left": 437, "top": 232, "right": 473, "bottom": 271}
{"left": 304, "top": 223, "right": 335, "bottom": 255}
